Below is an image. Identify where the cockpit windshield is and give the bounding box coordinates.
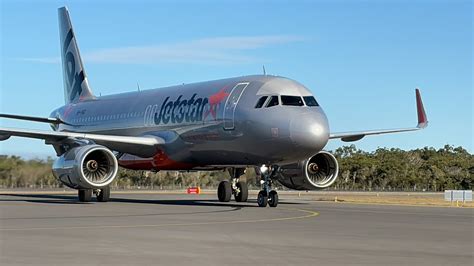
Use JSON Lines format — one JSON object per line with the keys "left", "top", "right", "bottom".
{"left": 266, "top": 96, "right": 279, "bottom": 107}
{"left": 255, "top": 96, "right": 268, "bottom": 108}
{"left": 254, "top": 95, "right": 319, "bottom": 108}
{"left": 303, "top": 96, "right": 319, "bottom": 107}
{"left": 281, "top": 96, "right": 304, "bottom": 106}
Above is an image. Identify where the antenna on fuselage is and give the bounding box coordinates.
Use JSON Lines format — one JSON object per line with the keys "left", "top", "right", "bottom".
{"left": 137, "top": 82, "right": 141, "bottom": 92}
{"left": 263, "top": 65, "right": 267, "bottom": 76}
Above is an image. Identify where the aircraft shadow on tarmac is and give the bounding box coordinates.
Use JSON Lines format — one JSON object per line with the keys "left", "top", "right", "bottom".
{"left": 0, "top": 193, "right": 306, "bottom": 208}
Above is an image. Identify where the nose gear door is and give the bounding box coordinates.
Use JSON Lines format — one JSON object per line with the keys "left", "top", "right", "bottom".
{"left": 223, "top": 82, "right": 249, "bottom": 130}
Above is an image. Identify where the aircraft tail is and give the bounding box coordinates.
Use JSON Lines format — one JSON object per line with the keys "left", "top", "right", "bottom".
{"left": 58, "top": 7, "right": 94, "bottom": 104}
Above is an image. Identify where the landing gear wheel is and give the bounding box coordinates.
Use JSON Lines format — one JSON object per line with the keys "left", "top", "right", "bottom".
{"left": 257, "top": 190, "right": 268, "bottom": 207}
{"left": 218, "top": 181, "right": 232, "bottom": 202}
{"left": 234, "top": 181, "right": 248, "bottom": 202}
{"left": 97, "top": 186, "right": 111, "bottom": 202}
{"left": 78, "top": 189, "right": 92, "bottom": 202}
{"left": 268, "top": 190, "right": 278, "bottom": 207}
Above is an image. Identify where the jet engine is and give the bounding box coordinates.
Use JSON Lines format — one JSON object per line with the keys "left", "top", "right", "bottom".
{"left": 52, "top": 144, "right": 118, "bottom": 189}
{"left": 276, "top": 151, "right": 339, "bottom": 190}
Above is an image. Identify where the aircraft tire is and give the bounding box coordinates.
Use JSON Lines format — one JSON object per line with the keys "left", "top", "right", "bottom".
{"left": 257, "top": 190, "right": 268, "bottom": 207}
{"left": 97, "top": 186, "right": 111, "bottom": 202}
{"left": 235, "top": 181, "right": 248, "bottom": 202}
{"left": 268, "top": 190, "right": 278, "bottom": 207}
{"left": 78, "top": 189, "right": 92, "bottom": 202}
{"left": 218, "top": 181, "right": 232, "bottom": 202}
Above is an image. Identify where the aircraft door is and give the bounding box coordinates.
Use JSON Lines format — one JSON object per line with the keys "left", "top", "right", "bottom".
{"left": 223, "top": 82, "right": 249, "bottom": 130}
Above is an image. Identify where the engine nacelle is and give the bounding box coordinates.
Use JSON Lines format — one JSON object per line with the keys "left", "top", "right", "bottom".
{"left": 53, "top": 145, "right": 118, "bottom": 189}
{"left": 276, "top": 151, "right": 339, "bottom": 190}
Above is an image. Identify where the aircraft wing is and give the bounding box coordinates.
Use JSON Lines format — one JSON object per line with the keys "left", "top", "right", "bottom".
{"left": 329, "top": 89, "right": 428, "bottom": 142}
{"left": 0, "top": 114, "right": 69, "bottom": 125}
{"left": 0, "top": 127, "right": 165, "bottom": 157}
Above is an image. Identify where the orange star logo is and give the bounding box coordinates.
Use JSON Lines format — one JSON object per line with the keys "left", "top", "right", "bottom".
{"left": 204, "top": 87, "right": 230, "bottom": 120}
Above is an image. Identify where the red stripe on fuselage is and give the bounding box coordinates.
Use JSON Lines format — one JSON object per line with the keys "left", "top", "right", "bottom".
{"left": 118, "top": 151, "right": 196, "bottom": 171}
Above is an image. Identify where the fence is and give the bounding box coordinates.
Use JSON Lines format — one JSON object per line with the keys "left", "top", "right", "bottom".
{"left": 444, "top": 190, "right": 472, "bottom": 203}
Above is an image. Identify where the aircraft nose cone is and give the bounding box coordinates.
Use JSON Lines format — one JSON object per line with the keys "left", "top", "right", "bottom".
{"left": 290, "top": 112, "right": 329, "bottom": 151}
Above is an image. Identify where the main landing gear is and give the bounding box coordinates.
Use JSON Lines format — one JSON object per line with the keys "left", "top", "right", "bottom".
{"left": 217, "top": 168, "right": 248, "bottom": 203}
{"left": 78, "top": 186, "right": 111, "bottom": 202}
{"left": 256, "top": 165, "right": 279, "bottom": 207}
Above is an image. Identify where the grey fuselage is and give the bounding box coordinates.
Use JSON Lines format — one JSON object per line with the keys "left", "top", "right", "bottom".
{"left": 51, "top": 75, "right": 330, "bottom": 170}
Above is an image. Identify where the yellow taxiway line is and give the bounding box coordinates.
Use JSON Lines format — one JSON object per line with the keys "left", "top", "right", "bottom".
{"left": 0, "top": 207, "right": 319, "bottom": 232}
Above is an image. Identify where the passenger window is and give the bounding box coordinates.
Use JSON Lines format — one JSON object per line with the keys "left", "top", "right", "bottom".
{"left": 303, "top": 96, "right": 319, "bottom": 107}
{"left": 266, "top": 96, "right": 279, "bottom": 107}
{"left": 255, "top": 96, "right": 268, "bottom": 108}
{"left": 281, "top": 95, "right": 304, "bottom": 106}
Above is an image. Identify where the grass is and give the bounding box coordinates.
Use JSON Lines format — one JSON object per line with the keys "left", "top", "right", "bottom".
{"left": 307, "top": 192, "right": 473, "bottom": 208}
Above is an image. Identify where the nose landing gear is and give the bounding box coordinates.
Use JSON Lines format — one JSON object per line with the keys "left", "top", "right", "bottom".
{"left": 268, "top": 190, "right": 278, "bottom": 207}
{"left": 256, "top": 165, "right": 279, "bottom": 207}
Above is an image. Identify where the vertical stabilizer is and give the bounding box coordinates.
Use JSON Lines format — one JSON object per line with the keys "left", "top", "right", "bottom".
{"left": 58, "top": 7, "right": 94, "bottom": 104}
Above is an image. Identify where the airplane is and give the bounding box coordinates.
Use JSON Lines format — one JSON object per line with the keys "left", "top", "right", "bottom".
{"left": 0, "top": 7, "right": 428, "bottom": 207}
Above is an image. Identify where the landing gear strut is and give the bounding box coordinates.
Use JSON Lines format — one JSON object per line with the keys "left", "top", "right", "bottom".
{"left": 256, "top": 165, "right": 279, "bottom": 207}
{"left": 217, "top": 168, "right": 248, "bottom": 202}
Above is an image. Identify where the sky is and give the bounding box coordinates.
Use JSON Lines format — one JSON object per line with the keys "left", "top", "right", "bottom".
{"left": 0, "top": 0, "right": 472, "bottom": 159}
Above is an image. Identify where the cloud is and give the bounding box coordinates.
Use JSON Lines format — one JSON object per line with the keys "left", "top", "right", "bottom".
{"left": 18, "top": 35, "right": 304, "bottom": 65}
{"left": 17, "top": 57, "right": 61, "bottom": 64}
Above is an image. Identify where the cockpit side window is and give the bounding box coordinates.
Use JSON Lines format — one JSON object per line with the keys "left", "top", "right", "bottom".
{"left": 303, "top": 96, "right": 319, "bottom": 107}
{"left": 281, "top": 95, "right": 304, "bottom": 106}
{"left": 266, "top": 96, "right": 279, "bottom": 107}
{"left": 255, "top": 96, "right": 268, "bottom": 108}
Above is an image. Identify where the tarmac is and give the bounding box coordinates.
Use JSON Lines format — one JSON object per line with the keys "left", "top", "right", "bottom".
{"left": 0, "top": 192, "right": 472, "bottom": 266}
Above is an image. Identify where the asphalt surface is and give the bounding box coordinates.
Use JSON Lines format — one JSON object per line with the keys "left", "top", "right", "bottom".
{"left": 0, "top": 192, "right": 472, "bottom": 266}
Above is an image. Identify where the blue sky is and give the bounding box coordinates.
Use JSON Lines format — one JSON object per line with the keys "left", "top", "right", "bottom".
{"left": 1, "top": 0, "right": 472, "bottom": 158}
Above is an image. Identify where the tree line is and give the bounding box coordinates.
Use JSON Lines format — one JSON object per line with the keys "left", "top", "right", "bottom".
{"left": 0, "top": 145, "right": 472, "bottom": 191}
{"left": 332, "top": 145, "right": 472, "bottom": 191}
